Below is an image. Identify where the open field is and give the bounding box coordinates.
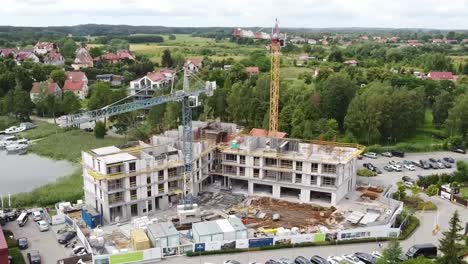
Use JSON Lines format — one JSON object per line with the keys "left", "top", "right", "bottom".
{"left": 461, "top": 187, "right": 468, "bottom": 199}
{"left": 280, "top": 66, "right": 313, "bottom": 79}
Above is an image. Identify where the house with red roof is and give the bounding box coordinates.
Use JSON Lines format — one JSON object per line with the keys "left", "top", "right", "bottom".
{"left": 432, "top": 39, "right": 444, "bottom": 44}
{"left": 184, "top": 58, "right": 203, "bottom": 72}
{"left": 72, "top": 47, "right": 94, "bottom": 70}
{"left": 33, "top": 42, "right": 57, "bottom": 55}
{"left": 64, "top": 71, "right": 89, "bottom": 99}
{"left": 245, "top": 67, "right": 260, "bottom": 76}
{"left": 428, "top": 72, "right": 454, "bottom": 81}
{"left": 15, "top": 51, "right": 40, "bottom": 64}
{"left": 116, "top": 49, "right": 136, "bottom": 61}
{"left": 0, "top": 48, "right": 17, "bottom": 58}
{"left": 30, "top": 81, "right": 62, "bottom": 101}
{"left": 43, "top": 50, "right": 64, "bottom": 65}
{"left": 95, "top": 49, "right": 136, "bottom": 64}
{"left": 129, "top": 69, "right": 176, "bottom": 98}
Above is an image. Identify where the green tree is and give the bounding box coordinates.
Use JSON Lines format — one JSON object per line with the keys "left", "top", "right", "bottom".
{"left": 147, "top": 104, "right": 166, "bottom": 133}
{"left": 433, "top": 91, "right": 454, "bottom": 128}
{"left": 0, "top": 72, "right": 16, "bottom": 96}
{"left": 427, "top": 184, "right": 439, "bottom": 196}
{"left": 328, "top": 49, "right": 344, "bottom": 62}
{"left": 61, "top": 38, "right": 78, "bottom": 58}
{"left": 168, "top": 34, "right": 176, "bottom": 40}
{"left": 49, "top": 69, "right": 67, "bottom": 88}
{"left": 320, "top": 73, "right": 356, "bottom": 130}
{"left": 394, "top": 181, "right": 407, "bottom": 201}
{"left": 161, "top": 49, "right": 174, "bottom": 68}
{"left": 107, "top": 39, "right": 129, "bottom": 52}
{"left": 61, "top": 91, "right": 81, "bottom": 114}
{"left": 446, "top": 31, "right": 456, "bottom": 40}
{"left": 31, "top": 64, "right": 48, "bottom": 82}
{"left": 44, "top": 94, "right": 60, "bottom": 122}
{"left": 88, "top": 82, "right": 126, "bottom": 110}
{"left": 445, "top": 94, "right": 468, "bottom": 139}
{"left": 402, "top": 257, "right": 434, "bottom": 264}
{"left": 89, "top": 47, "right": 104, "bottom": 58}
{"left": 12, "top": 86, "right": 33, "bottom": 121}
{"left": 378, "top": 239, "right": 403, "bottom": 264}
{"left": 94, "top": 121, "right": 106, "bottom": 138}
{"left": 14, "top": 67, "right": 34, "bottom": 91}
{"left": 437, "top": 210, "right": 465, "bottom": 264}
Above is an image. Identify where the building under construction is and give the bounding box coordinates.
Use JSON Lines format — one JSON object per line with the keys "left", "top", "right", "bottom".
{"left": 82, "top": 121, "right": 364, "bottom": 223}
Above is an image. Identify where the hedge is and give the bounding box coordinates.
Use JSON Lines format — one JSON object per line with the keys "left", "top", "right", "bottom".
{"left": 357, "top": 169, "right": 377, "bottom": 177}
{"left": 186, "top": 216, "right": 420, "bottom": 257}
{"left": 9, "top": 248, "right": 26, "bottom": 264}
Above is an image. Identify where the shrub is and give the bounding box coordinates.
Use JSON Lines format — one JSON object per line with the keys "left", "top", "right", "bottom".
{"left": 9, "top": 248, "right": 26, "bottom": 264}
{"left": 94, "top": 121, "right": 106, "bottom": 138}
{"left": 357, "top": 169, "right": 377, "bottom": 177}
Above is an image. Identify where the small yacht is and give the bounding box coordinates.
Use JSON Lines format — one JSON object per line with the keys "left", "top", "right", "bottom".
{"left": 6, "top": 139, "right": 30, "bottom": 154}
{"left": 4, "top": 126, "right": 26, "bottom": 134}
{"left": 0, "top": 136, "right": 17, "bottom": 149}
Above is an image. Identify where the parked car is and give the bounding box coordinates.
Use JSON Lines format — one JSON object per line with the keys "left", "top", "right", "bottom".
{"left": 402, "top": 176, "right": 412, "bottom": 182}
{"left": 342, "top": 254, "right": 365, "bottom": 264}
{"left": 279, "top": 258, "right": 295, "bottom": 264}
{"left": 370, "top": 251, "right": 383, "bottom": 259}
{"left": 279, "top": 259, "right": 296, "bottom": 264}
{"left": 390, "top": 165, "right": 402, "bottom": 172}
{"left": 372, "top": 167, "right": 382, "bottom": 174}
{"left": 412, "top": 161, "right": 421, "bottom": 167}
{"left": 391, "top": 150, "right": 405, "bottom": 158}
{"left": 265, "top": 260, "right": 281, "bottom": 264}
{"left": 436, "top": 161, "right": 445, "bottom": 169}
{"left": 16, "top": 237, "right": 28, "bottom": 249}
{"left": 404, "top": 164, "right": 415, "bottom": 171}
{"left": 83, "top": 127, "right": 94, "bottom": 132}
{"left": 419, "top": 160, "right": 430, "bottom": 169}
{"left": 404, "top": 181, "right": 414, "bottom": 188}
{"left": 442, "top": 161, "right": 452, "bottom": 168}
{"left": 452, "top": 148, "right": 466, "bottom": 154}
{"left": 389, "top": 160, "right": 399, "bottom": 166}
{"left": 354, "top": 252, "right": 377, "bottom": 264}
{"left": 406, "top": 243, "right": 437, "bottom": 259}
{"left": 36, "top": 220, "right": 49, "bottom": 232}
{"left": 57, "top": 231, "right": 76, "bottom": 244}
{"left": 363, "top": 163, "right": 374, "bottom": 170}
{"left": 310, "top": 255, "right": 329, "bottom": 264}
{"left": 32, "top": 211, "right": 42, "bottom": 222}
{"left": 443, "top": 157, "right": 455, "bottom": 163}
{"left": 223, "top": 261, "right": 241, "bottom": 264}
{"left": 363, "top": 152, "right": 378, "bottom": 159}
{"left": 27, "top": 250, "right": 41, "bottom": 264}
{"left": 381, "top": 152, "right": 393, "bottom": 157}
{"left": 383, "top": 165, "right": 393, "bottom": 172}
{"left": 429, "top": 158, "right": 437, "bottom": 163}
{"left": 295, "top": 256, "right": 312, "bottom": 264}
{"left": 327, "top": 256, "right": 346, "bottom": 264}
{"left": 429, "top": 162, "right": 439, "bottom": 169}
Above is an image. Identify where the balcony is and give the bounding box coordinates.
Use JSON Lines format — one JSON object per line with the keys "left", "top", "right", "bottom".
{"left": 108, "top": 183, "right": 123, "bottom": 192}
{"left": 279, "top": 160, "right": 293, "bottom": 170}
{"left": 108, "top": 194, "right": 124, "bottom": 205}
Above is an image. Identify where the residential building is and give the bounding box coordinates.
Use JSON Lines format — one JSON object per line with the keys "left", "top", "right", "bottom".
{"left": 15, "top": 51, "right": 40, "bottom": 64}
{"left": 33, "top": 42, "right": 57, "bottom": 55}
{"left": 432, "top": 39, "right": 444, "bottom": 44}
{"left": 82, "top": 121, "right": 362, "bottom": 223}
{"left": 97, "top": 74, "right": 124, "bottom": 86}
{"left": 129, "top": 69, "right": 176, "bottom": 98}
{"left": 307, "top": 39, "right": 317, "bottom": 45}
{"left": 184, "top": 58, "right": 203, "bottom": 72}
{"left": 30, "top": 81, "right": 62, "bottom": 101}
{"left": 0, "top": 48, "right": 17, "bottom": 58}
{"left": 72, "top": 47, "right": 94, "bottom": 70}
{"left": 64, "top": 71, "right": 89, "bottom": 99}
{"left": 43, "top": 50, "right": 64, "bottom": 65}
{"left": 245, "top": 66, "right": 260, "bottom": 76}
{"left": 95, "top": 50, "right": 136, "bottom": 64}
{"left": 428, "top": 71, "right": 454, "bottom": 81}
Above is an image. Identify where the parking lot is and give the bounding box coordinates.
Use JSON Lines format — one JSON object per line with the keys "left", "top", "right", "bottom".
{"left": 4, "top": 212, "right": 81, "bottom": 264}
{"left": 357, "top": 151, "right": 468, "bottom": 188}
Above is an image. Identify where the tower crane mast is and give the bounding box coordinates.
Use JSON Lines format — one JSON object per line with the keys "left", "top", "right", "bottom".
{"left": 233, "top": 19, "right": 284, "bottom": 136}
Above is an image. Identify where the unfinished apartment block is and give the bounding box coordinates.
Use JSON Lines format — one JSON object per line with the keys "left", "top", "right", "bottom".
{"left": 82, "top": 121, "right": 362, "bottom": 223}
{"left": 213, "top": 136, "right": 360, "bottom": 205}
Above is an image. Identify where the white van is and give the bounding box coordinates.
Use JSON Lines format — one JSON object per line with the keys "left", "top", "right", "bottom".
{"left": 16, "top": 212, "right": 28, "bottom": 227}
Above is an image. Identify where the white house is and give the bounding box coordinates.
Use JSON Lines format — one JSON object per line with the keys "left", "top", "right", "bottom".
{"left": 33, "top": 42, "right": 56, "bottom": 55}
{"left": 63, "top": 71, "right": 89, "bottom": 99}
{"left": 184, "top": 58, "right": 203, "bottom": 72}
{"left": 129, "top": 69, "right": 176, "bottom": 98}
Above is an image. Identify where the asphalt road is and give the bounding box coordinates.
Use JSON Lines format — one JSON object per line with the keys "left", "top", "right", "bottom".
{"left": 162, "top": 151, "right": 468, "bottom": 264}
{"left": 4, "top": 215, "right": 79, "bottom": 264}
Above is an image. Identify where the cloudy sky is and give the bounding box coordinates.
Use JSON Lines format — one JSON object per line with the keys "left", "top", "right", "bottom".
{"left": 1, "top": 0, "right": 467, "bottom": 29}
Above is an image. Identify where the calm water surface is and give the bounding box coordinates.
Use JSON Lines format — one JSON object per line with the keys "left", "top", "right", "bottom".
{"left": 0, "top": 150, "right": 76, "bottom": 195}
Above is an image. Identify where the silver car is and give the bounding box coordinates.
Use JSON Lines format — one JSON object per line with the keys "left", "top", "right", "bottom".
{"left": 37, "top": 220, "right": 49, "bottom": 231}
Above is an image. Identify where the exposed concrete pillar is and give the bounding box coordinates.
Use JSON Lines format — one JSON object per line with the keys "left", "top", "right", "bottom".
{"left": 300, "top": 189, "right": 310, "bottom": 203}
{"left": 272, "top": 184, "right": 281, "bottom": 199}
{"left": 248, "top": 181, "right": 254, "bottom": 195}
{"left": 159, "top": 196, "right": 169, "bottom": 210}
{"left": 331, "top": 193, "right": 337, "bottom": 206}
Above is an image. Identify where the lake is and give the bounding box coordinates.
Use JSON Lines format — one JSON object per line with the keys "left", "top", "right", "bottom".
{"left": 0, "top": 150, "right": 76, "bottom": 195}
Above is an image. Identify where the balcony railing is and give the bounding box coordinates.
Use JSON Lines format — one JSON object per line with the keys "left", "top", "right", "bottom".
{"left": 109, "top": 195, "right": 124, "bottom": 204}
{"left": 130, "top": 181, "right": 137, "bottom": 188}
{"left": 130, "top": 194, "right": 137, "bottom": 200}
{"left": 108, "top": 183, "right": 123, "bottom": 191}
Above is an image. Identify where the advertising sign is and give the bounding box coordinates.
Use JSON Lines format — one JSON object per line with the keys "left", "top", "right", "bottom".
{"left": 204, "top": 241, "right": 221, "bottom": 251}
{"left": 235, "top": 239, "right": 249, "bottom": 249}
{"left": 194, "top": 243, "right": 205, "bottom": 252}
{"left": 248, "top": 237, "right": 274, "bottom": 248}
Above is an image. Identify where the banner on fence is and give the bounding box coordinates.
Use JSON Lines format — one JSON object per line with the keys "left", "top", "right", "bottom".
{"left": 291, "top": 234, "right": 314, "bottom": 244}
{"left": 236, "top": 239, "right": 249, "bottom": 249}
{"left": 248, "top": 237, "right": 274, "bottom": 248}
{"left": 204, "top": 241, "right": 221, "bottom": 251}
{"left": 194, "top": 243, "right": 205, "bottom": 252}
{"left": 52, "top": 214, "right": 65, "bottom": 225}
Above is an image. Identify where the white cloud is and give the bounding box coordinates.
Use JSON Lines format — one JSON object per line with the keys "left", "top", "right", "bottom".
{"left": 0, "top": 0, "right": 467, "bottom": 29}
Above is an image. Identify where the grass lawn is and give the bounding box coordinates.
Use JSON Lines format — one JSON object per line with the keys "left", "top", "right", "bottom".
{"left": 29, "top": 128, "right": 127, "bottom": 162}
{"left": 18, "top": 121, "right": 60, "bottom": 140}
{"left": 280, "top": 66, "right": 313, "bottom": 79}
{"left": 460, "top": 187, "right": 468, "bottom": 199}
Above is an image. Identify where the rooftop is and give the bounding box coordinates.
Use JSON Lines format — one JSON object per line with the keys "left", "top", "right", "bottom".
{"left": 99, "top": 153, "right": 137, "bottom": 164}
